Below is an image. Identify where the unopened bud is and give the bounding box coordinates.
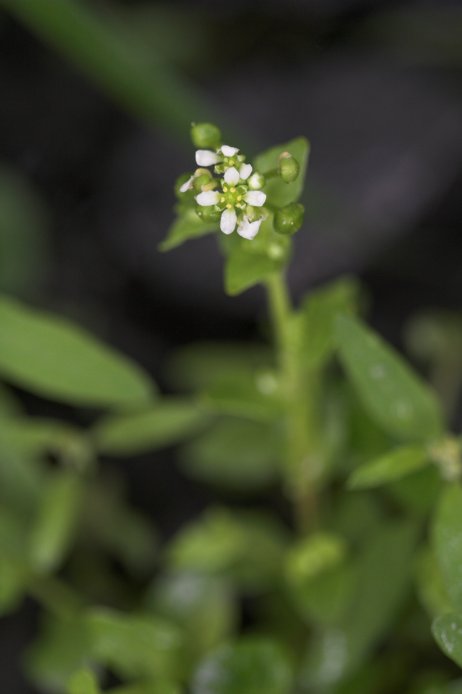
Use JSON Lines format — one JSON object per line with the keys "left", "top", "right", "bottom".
{"left": 274, "top": 203, "right": 304, "bottom": 235}
{"left": 193, "top": 172, "right": 213, "bottom": 192}
{"left": 248, "top": 172, "right": 265, "bottom": 190}
{"left": 278, "top": 152, "right": 300, "bottom": 183}
{"left": 196, "top": 205, "right": 220, "bottom": 223}
{"left": 191, "top": 122, "right": 221, "bottom": 149}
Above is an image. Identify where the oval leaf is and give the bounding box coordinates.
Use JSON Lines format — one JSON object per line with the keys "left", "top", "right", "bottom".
{"left": 433, "top": 485, "right": 462, "bottom": 612}
{"left": 160, "top": 208, "right": 216, "bottom": 251}
{"left": 86, "top": 609, "right": 181, "bottom": 680}
{"left": 299, "top": 277, "right": 360, "bottom": 369}
{"left": 193, "top": 638, "right": 293, "bottom": 694}
{"left": 432, "top": 613, "right": 462, "bottom": 668}
{"left": 348, "top": 445, "right": 429, "bottom": 490}
{"left": 0, "top": 295, "right": 154, "bottom": 407}
{"left": 93, "top": 400, "right": 210, "bottom": 455}
{"left": 29, "top": 470, "right": 84, "bottom": 573}
{"left": 254, "top": 137, "right": 310, "bottom": 207}
{"left": 67, "top": 670, "right": 101, "bottom": 694}
{"left": 335, "top": 314, "right": 444, "bottom": 441}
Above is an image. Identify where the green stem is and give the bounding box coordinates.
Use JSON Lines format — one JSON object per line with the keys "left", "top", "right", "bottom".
{"left": 266, "top": 272, "right": 318, "bottom": 533}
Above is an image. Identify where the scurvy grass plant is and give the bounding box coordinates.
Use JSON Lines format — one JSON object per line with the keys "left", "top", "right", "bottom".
{"left": 1, "top": 125, "right": 462, "bottom": 693}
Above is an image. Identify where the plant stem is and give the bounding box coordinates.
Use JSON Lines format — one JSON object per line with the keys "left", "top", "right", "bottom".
{"left": 266, "top": 272, "right": 318, "bottom": 533}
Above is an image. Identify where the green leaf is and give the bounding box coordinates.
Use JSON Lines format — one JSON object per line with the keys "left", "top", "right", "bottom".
{"left": 415, "top": 547, "right": 452, "bottom": 619}
{"left": 167, "top": 508, "right": 288, "bottom": 590}
{"left": 25, "top": 614, "right": 91, "bottom": 692}
{"left": 147, "top": 571, "right": 234, "bottom": 670}
{"left": 433, "top": 485, "right": 462, "bottom": 612}
{"left": 0, "top": 508, "right": 30, "bottom": 614}
{"left": 225, "top": 250, "right": 279, "bottom": 296}
{"left": 432, "top": 613, "right": 462, "bottom": 668}
{"left": 254, "top": 137, "right": 310, "bottom": 207}
{"left": 388, "top": 465, "right": 443, "bottom": 516}
{"left": 29, "top": 470, "right": 84, "bottom": 573}
{"left": 201, "top": 372, "right": 282, "bottom": 422}
{"left": 193, "top": 637, "right": 293, "bottom": 694}
{"left": 335, "top": 314, "right": 444, "bottom": 441}
{"left": 302, "top": 521, "right": 416, "bottom": 686}
{"left": 83, "top": 481, "right": 157, "bottom": 575}
{"left": 110, "top": 684, "right": 180, "bottom": 694}
{"left": 285, "top": 533, "right": 347, "bottom": 584}
{"left": 0, "top": 441, "right": 46, "bottom": 514}
{"left": 0, "top": 417, "right": 91, "bottom": 469}
{"left": 348, "top": 445, "right": 429, "bottom": 490}
{"left": 93, "top": 399, "right": 210, "bottom": 455}
{"left": 291, "top": 562, "right": 357, "bottom": 627}
{"left": 0, "top": 295, "right": 154, "bottom": 407}
{"left": 299, "top": 277, "right": 360, "bottom": 369}
{"left": 68, "top": 669, "right": 101, "bottom": 694}
{"left": 223, "top": 215, "right": 290, "bottom": 296}
{"left": 168, "top": 341, "right": 273, "bottom": 391}
{"left": 179, "top": 418, "right": 281, "bottom": 491}
{"left": 160, "top": 207, "right": 216, "bottom": 251}
{"left": 285, "top": 534, "right": 353, "bottom": 626}
{"left": 86, "top": 609, "right": 182, "bottom": 680}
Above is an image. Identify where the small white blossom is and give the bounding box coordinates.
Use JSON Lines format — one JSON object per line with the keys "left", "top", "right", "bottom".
{"left": 195, "top": 150, "right": 220, "bottom": 167}
{"left": 220, "top": 208, "right": 237, "bottom": 234}
{"left": 237, "top": 216, "right": 263, "bottom": 240}
{"left": 184, "top": 141, "right": 266, "bottom": 239}
{"left": 179, "top": 175, "right": 195, "bottom": 193}
{"left": 195, "top": 144, "right": 245, "bottom": 173}
{"left": 196, "top": 190, "right": 219, "bottom": 206}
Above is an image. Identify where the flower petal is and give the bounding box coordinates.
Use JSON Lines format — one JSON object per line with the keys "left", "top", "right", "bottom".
{"left": 196, "top": 150, "right": 220, "bottom": 166}
{"left": 220, "top": 145, "right": 239, "bottom": 157}
{"left": 239, "top": 163, "right": 252, "bottom": 180}
{"left": 220, "top": 208, "right": 237, "bottom": 234}
{"left": 244, "top": 190, "right": 266, "bottom": 207}
{"left": 179, "top": 175, "right": 194, "bottom": 193}
{"left": 237, "top": 217, "right": 263, "bottom": 240}
{"left": 224, "top": 167, "right": 240, "bottom": 185}
{"left": 196, "top": 190, "right": 219, "bottom": 206}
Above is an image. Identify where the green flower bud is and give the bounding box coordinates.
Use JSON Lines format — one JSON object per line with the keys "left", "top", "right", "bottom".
{"left": 248, "top": 172, "right": 265, "bottom": 190}
{"left": 274, "top": 203, "right": 304, "bottom": 236}
{"left": 193, "top": 172, "right": 214, "bottom": 192}
{"left": 278, "top": 152, "right": 300, "bottom": 183}
{"left": 195, "top": 205, "right": 220, "bottom": 223}
{"left": 191, "top": 122, "right": 221, "bottom": 149}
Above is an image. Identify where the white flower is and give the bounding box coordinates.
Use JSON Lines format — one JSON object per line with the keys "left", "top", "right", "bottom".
{"left": 195, "top": 150, "right": 220, "bottom": 167}
{"left": 195, "top": 144, "right": 243, "bottom": 172}
{"left": 196, "top": 181, "right": 266, "bottom": 236}
{"left": 196, "top": 190, "right": 219, "bottom": 206}
{"left": 220, "top": 208, "right": 237, "bottom": 234}
{"left": 237, "top": 216, "right": 264, "bottom": 240}
{"left": 182, "top": 140, "right": 267, "bottom": 240}
{"left": 179, "top": 175, "right": 195, "bottom": 193}
{"left": 223, "top": 164, "right": 253, "bottom": 185}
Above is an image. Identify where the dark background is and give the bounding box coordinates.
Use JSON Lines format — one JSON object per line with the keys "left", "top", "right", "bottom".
{"left": 0, "top": 0, "right": 461, "bottom": 691}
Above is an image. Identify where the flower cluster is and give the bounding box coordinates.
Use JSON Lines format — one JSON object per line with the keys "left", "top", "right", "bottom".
{"left": 180, "top": 144, "right": 267, "bottom": 240}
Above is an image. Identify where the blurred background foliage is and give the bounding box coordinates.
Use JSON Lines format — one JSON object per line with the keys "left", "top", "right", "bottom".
{"left": 0, "top": 0, "right": 462, "bottom": 692}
